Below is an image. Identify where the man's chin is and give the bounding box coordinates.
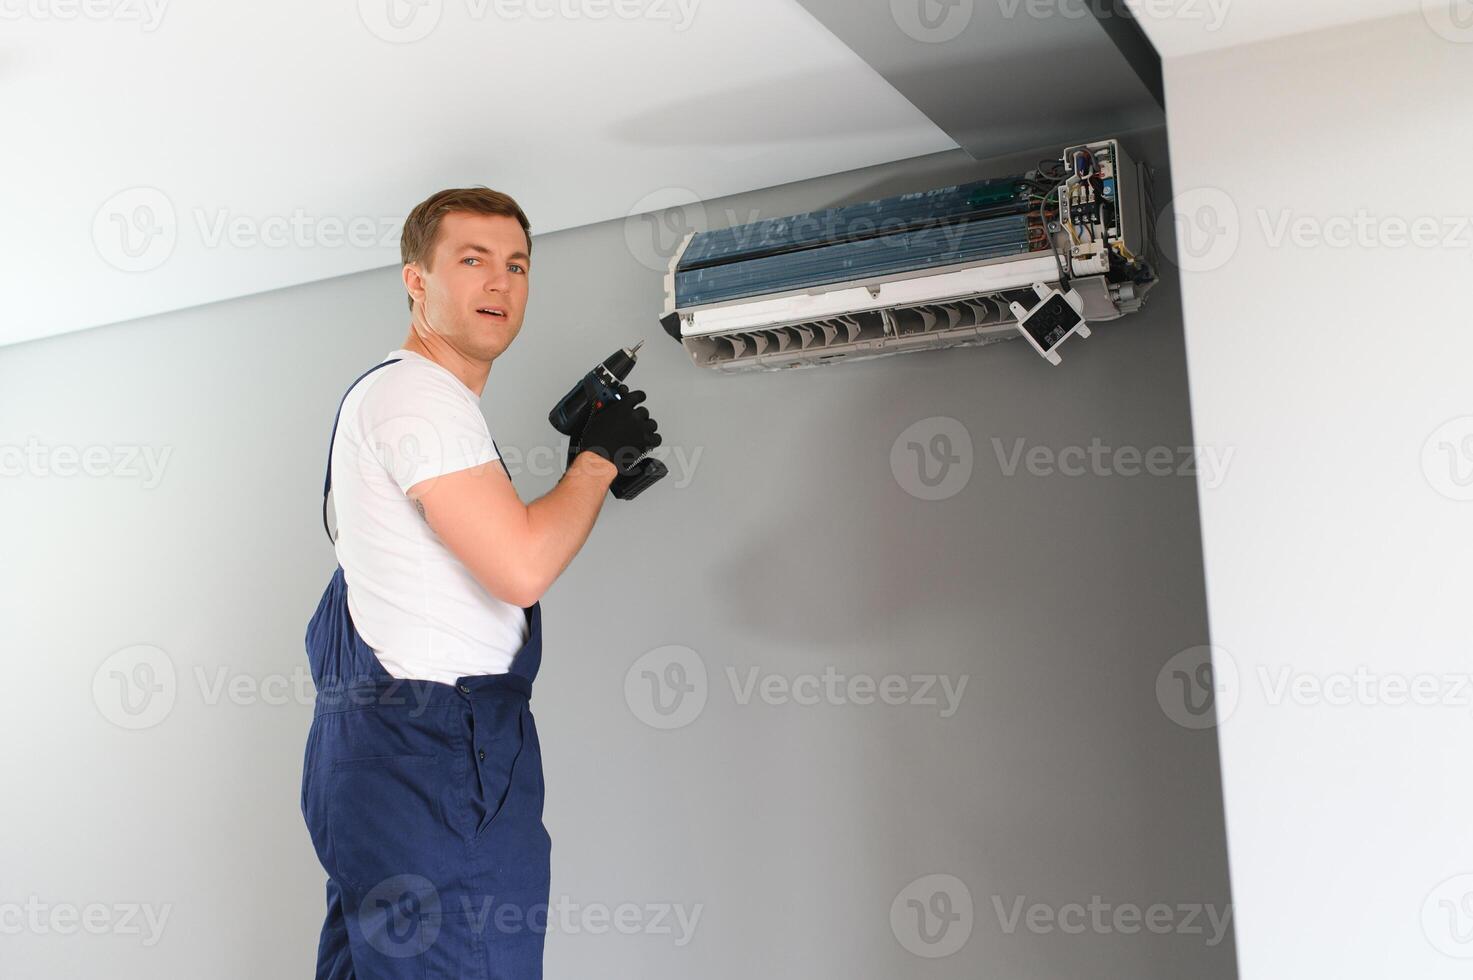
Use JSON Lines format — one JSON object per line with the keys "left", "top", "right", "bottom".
{"left": 471, "top": 326, "right": 518, "bottom": 360}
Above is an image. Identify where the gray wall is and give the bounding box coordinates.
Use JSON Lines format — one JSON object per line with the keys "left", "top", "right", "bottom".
{"left": 0, "top": 127, "right": 1237, "bottom": 978}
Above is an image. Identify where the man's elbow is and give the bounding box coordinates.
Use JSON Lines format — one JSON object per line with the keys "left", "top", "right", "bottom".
{"left": 500, "top": 565, "right": 548, "bottom": 609}
{"left": 503, "top": 583, "right": 542, "bottom": 610}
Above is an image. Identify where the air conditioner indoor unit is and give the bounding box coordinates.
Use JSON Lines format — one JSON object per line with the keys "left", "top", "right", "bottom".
{"left": 658, "top": 138, "right": 1159, "bottom": 370}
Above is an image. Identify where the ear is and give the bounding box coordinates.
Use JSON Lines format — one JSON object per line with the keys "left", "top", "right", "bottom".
{"left": 403, "top": 262, "right": 426, "bottom": 308}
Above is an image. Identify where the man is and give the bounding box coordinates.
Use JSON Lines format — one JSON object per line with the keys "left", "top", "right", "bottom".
{"left": 299, "top": 187, "right": 660, "bottom": 979}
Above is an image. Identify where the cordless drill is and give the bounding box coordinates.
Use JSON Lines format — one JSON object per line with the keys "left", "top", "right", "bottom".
{"left": 548, "top": 341, "right": 668, "bottom": 500}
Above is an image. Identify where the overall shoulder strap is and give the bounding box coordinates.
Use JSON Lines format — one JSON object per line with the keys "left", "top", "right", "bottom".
{"left": 490, "top": 439, "right": 513, "bottom": 482}
{"left": 321, "top": 358, "right": 403, "bottom": 545}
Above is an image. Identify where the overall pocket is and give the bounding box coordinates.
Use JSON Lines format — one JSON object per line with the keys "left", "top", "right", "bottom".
{"left": 415, "top": 908, "right": 491, "bottom": 980}
{"left": 463, "top": 698, "right": 529, "bottom": 840}
{"left": 317, "top": 754, "right": 445, "bottom": 892}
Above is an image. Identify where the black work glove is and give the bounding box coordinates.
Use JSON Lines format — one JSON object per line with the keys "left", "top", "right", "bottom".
{"left": 574, "top": 381, "right": 661, "bottom": 474}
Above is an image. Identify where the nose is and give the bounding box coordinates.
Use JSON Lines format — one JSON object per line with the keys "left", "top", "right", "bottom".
{"left": 483, "top": 262, "right": 512, "bottom": 294}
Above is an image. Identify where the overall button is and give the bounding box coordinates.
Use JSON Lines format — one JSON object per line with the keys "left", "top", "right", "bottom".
{"left": 457, "top": 684, "right": 470, "bottom": 694}
{"left": 478, "top": 749, "right": 486, "bottom": 761}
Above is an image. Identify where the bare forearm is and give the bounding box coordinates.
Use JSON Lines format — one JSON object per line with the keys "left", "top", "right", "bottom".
{"left": 520, "top": 451, "right": 618, "bottom": 601}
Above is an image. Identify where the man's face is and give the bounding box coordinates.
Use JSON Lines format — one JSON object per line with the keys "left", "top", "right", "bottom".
{"left": 405, "top": 211, "right": 531, "bottom": 361}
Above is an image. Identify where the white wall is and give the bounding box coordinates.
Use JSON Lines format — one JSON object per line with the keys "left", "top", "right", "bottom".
{"left": 1158, "top": 11, "right": 1473, "bottom": 977}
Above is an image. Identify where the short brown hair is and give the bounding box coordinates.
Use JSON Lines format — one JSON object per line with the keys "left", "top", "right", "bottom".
{"left": 400, "top": 187, "right": 532, "bottom": 311}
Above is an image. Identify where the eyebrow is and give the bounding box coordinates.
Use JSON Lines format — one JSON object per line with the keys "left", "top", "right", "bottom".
{"left": 456, "top": 242, "right": 530, "bottom": 263}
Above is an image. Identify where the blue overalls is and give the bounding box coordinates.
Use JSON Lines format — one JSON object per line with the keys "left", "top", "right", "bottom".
{"left": 300, "top": 358, "right": 551, "bottom": 980}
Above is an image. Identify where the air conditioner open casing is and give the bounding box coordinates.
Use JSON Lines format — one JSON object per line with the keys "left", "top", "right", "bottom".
{"left": 659, "top": 138, "right": 1159, "bottom": 372}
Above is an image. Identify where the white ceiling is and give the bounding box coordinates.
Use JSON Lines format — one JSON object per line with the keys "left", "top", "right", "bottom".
{"left": 3, "top": 0, "right": 961, "bottom": 349}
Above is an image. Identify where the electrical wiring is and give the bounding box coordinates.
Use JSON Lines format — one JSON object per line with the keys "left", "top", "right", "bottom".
{"left": 1113, "top": 241, "right": 1138, "bottom": 263}
{"left": 1038, "top": 181, "right": 1071, "bottom": 289}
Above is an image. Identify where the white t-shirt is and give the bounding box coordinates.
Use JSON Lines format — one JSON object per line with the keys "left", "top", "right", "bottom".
{"left": 330, "top": 347, "right": 529, "bottom": 683}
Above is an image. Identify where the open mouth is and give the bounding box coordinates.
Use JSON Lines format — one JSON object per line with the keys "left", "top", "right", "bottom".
{"left": 476, "top": 307, "right": 507, "bottom": 319}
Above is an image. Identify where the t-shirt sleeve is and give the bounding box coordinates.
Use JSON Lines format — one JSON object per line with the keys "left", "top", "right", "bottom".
{"left": 357, "top": 363, "right": 500, "bottom": 495}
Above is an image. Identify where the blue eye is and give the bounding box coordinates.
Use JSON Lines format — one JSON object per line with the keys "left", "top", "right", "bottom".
{"left": 462, "top": 257, "right": 478, "bottom": 265}
{"left": 510, "top": 263, "right": 526, "bottom": 274}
